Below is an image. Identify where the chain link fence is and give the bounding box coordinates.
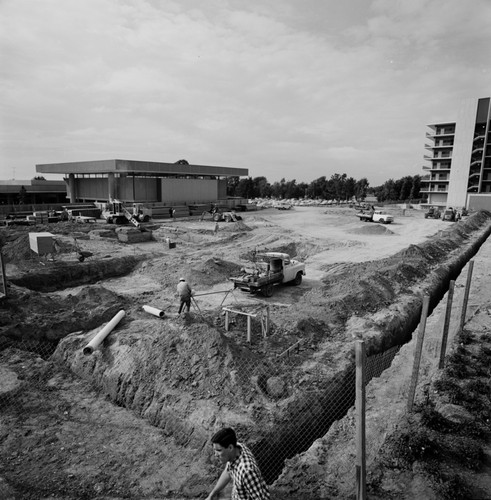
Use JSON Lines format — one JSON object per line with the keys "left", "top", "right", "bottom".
{"left": 0, "top": 261, "right": 475, "bottom": 499}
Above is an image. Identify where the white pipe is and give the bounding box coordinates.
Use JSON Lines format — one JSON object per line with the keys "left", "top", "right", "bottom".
{"left": 83, "top": 310, "right": 125, "bottom": 356}
{"left": 142, "top": 305, "right": 165, "bottom": 318}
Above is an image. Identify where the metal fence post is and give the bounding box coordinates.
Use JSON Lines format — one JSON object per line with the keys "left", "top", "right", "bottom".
{"left": 355, "top": 340, "right": 366, "bottom": 500}
{"left": 407, "top": 295, "right": 430, "bottom": 412}
{"left": 438, "top": 280, "right": 455, "bottom": 369}
{"left": 459, "top": 260, "right": 474, "bottom": 333}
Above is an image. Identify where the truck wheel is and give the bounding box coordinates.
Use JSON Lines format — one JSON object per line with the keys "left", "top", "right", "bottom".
{"left": 379, "top": 218, "right": 385, "bottom": 224}
{"left": 262, "top": 284, "right": 274, "bottom": 297}
{"left": 106, "top": 217, "right": 113, "bottom": 224}
{"left": 225, "top": 214, "right": 232, "bottom": 222}
{"left": 293, "top": 272, "right": 303, "bottom": 285}
{"left": 213, "top": 213, "right": 221, "bottom": 222}
{"left": 143, "top": 215, "right": 150, "bottom": 222}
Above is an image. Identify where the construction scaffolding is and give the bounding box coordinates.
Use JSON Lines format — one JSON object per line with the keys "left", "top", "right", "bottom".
{"left": 222, "top": 304, "right": 270, "bottom": 343}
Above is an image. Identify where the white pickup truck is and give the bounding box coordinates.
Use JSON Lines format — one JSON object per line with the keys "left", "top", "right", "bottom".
{"left": 230, "top": 252, "right": 305, "bottom": 297}
{"left": 356, "top": 210, "right": 394, "bottom": 224}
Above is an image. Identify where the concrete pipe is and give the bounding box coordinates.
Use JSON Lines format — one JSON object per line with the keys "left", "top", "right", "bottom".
{"left": 142, "top": 305, "right": 165, "bottom": 318}
{"left": 83, "top": 310, "right": 125, "bottom": 356}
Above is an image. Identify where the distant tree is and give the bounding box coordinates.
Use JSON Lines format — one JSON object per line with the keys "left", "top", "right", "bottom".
{"left": 297, "top": 182, "right": 309, "bottom": 199}
{"left": 284, "top": 179, "right": 301, "bottom": 199}
{"left": 174, "top": 159, "right": 189, "bottom": 165}
{"left": 270, "top": 178, "right": 287, "bottom": 198}
{"left": 399, "top": 176, "right": 413, "bottom": 201}
{"left": 354, "top": 178, "right": 369, "bottom": 200}
{"left": 228, "top": 172, "right": 422, "bottom": 202}
{"left": 227, "top": 176, "right": 240, "bottom": 196}
{"left": 331, "top": 173, "right": 347, "bottom": 200}
{"left": 253, "top": 176, "right": 271, "bottom": 198}
{"left": 307, "top": 176, "right": 327, "bottom": 199}
{"left": 409, "top": 175, "right": 422, "bottom": 200}
{"left": 345, "top": 176, "right": 356, "bottom": 200}
{"left": 236, "top": 177, "right": 256, "bottom": 199}
{"left": 32, "top": 176, "right": 46, "bottom": 180}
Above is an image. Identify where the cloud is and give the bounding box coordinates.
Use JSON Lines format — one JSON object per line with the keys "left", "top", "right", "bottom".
{"left": 1, "top": 0, "right": 490, "bottom": 184}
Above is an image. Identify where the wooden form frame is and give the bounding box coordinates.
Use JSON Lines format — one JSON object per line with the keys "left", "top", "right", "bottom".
{"left": 277, "top": 339, "right": 304, "bottom": 359}
{"left": 222, "top": 305, "right": 270, "bottom": 343}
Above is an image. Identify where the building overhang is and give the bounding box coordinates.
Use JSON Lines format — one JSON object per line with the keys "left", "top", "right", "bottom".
{"left": 36, "top": 159, "right": 249, "bottom": 178}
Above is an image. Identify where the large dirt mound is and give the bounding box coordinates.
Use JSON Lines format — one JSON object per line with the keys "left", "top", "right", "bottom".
{"left": 350, "top": 224, "right": 394, "bottom": 235}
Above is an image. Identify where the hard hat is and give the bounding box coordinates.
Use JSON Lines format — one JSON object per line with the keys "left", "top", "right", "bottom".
{"left": 179, "top": 277, "right": 186, "bottom": 281}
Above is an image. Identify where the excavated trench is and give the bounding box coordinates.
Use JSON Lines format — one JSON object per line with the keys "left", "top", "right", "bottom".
{"left": 7, "top": 255, "right": 142, "bottom": 292}
{"left": 2, "top": 213, "right": 491, "bottom": 492}
{"left": 251, "top": 215, "right": 491, "bottom": 483}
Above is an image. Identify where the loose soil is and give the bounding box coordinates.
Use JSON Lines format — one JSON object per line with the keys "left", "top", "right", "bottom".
{"left": 1, "top": 206, "right": 490, "bottom": 499}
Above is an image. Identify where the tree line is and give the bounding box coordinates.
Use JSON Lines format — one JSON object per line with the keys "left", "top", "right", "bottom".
{"left": 227, "top": 174, "right": 423, "bottom": 203}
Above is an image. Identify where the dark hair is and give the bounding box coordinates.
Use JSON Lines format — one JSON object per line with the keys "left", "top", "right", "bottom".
{"left": 211, "top": 427, "right": 237, "bottom": 448}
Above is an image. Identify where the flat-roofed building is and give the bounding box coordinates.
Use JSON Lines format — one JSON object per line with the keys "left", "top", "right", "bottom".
{"left": 36, "top": 159, "right": 248, "bottom": 205}
{"left": 422, "top": 97, "right": 491, "bottom": 211}
{"left": 0, "top": 179, "right": 67, "bottom": 205}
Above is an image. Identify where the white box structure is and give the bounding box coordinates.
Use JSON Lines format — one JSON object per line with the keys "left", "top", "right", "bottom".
{"left": 29, "top": 232, "right": 54, "bottom": 255}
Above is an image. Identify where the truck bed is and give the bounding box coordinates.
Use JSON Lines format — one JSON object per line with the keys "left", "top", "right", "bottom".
{"left": 230, "top": 271, "right": 283, "bottom": 291}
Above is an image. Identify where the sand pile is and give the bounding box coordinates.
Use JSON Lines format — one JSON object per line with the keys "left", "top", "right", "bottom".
{"left": 350, "top": 224, "right": 394, "bottom": 235}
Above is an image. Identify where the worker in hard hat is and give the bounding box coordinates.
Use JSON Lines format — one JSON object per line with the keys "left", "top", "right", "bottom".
{"left": 177, "top": 278, "right": 193, "bottom": 314}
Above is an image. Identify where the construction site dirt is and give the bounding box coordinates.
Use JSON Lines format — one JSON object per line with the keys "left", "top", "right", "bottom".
{"left": 1, "top": 206, "right": 491, "bottom": 499}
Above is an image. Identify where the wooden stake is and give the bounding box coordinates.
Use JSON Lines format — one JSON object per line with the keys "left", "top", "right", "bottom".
{"left": 407, "top": 295, "right": 430, "bottom": 412}
{"left": 459, "top": 260, "right": 474, "bottom": 333}
{"left": 439, "top": 280, "right": 455, "bottom": 369}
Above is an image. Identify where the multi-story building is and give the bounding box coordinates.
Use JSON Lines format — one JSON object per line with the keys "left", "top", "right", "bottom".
{"left": 421, "top": 97, "right": 491, "bottom": 211}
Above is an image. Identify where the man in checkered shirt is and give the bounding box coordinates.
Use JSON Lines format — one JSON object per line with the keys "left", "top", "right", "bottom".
{"left": 206, "top": 427, "right": 270, "bottom": 500}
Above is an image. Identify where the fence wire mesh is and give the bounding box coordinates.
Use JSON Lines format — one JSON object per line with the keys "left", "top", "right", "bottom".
{"left": 0, "top": 299, "right": 442, "bottom": 499}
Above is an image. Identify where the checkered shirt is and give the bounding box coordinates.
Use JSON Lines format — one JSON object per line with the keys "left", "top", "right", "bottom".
{"left": 227, "top": 442, "right": 270, "bottom": 500}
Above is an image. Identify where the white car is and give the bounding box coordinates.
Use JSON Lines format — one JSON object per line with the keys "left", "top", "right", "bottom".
{"left": 356, "top": 210, "right": 394, "bottom": 224}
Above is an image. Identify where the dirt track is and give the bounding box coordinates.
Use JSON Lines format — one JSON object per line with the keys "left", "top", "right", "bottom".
{"left": 1, "top": 206, "right": 491, "bottom": 499}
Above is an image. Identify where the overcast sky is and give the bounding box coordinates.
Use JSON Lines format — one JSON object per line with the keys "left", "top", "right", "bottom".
{"left": 1, "top": 0, "right": 490, "bottom": 186}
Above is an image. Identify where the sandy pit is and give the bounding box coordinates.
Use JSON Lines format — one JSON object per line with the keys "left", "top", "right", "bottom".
{"left": 1, "top": 205, "right": 491, "bottom": 499}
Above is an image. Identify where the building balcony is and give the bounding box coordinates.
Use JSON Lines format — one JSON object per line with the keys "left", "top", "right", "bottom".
{"left": 422, "top": 164, "right": 451, "bottom": 171}
{"left": 420, "top": 186, "right": 449, "bottom": 193}
{"left": 425, "top": 132, "right": 455, "bottom": 141}
{"left": 424, "top": 155, "right": 452, "bottom": 161}
{"left": 472, "top": 147, "right": 484, "bottom": 155}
